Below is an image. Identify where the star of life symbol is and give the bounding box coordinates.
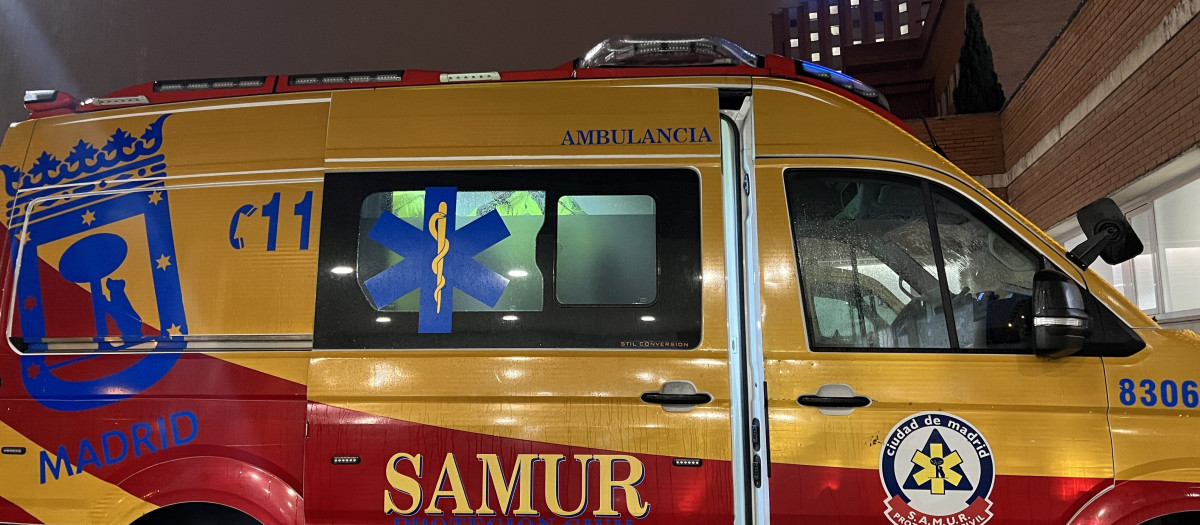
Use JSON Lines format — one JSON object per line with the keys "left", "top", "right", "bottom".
{"left": 880, "top": 412, "right": 996, "bottom": 525}
{"left": 363, "top": 187, "right": 510, "bottom": 333}
{"left": 903, "top": 429, "right": 973, "bottom": 495}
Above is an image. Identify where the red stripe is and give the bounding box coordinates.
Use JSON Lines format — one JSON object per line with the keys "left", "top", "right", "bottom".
{"left": 305, "top": 402, "right": 733, "bottom": 525}
{"left": 770, "top": 462, "right": 1109, "bottom": 524}
{"left": 0, "top": 350, "right": 307, "bottom": 501}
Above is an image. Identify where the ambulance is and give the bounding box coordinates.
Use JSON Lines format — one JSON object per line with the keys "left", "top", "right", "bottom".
{"left": 0, "top": 35, "right": 1195, "bottom": 525}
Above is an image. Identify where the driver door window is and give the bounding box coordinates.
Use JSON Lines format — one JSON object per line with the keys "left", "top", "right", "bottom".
{"left": 785, "top": 170, "right": 1041, "bottom": 353}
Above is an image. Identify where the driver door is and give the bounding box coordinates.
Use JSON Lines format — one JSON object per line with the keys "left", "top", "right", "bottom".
{"left": 755, "top": 160, "right": 1114, "bottom": 524}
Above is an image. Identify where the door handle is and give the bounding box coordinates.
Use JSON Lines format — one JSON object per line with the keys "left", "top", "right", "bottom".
{"left": 797, "top": 383, "right": 871, "bottom": 415}
{"left": 642, "top": 380, "right": 712, "bottom": 412}
{"left": 797, "top": 395, "right": 871, "bottom": 408}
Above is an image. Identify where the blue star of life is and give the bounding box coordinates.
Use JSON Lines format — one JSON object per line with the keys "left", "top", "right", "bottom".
{"left": 363, "top": 187, "right": 511, "bottom": 333}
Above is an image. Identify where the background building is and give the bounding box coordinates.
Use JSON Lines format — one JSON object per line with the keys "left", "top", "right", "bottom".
{"left": 772, "top": 0, "right": 1076, "bottom": 118}
{"left": 770, "top": 0, "right": 930, "bottom": 70}
{"left": 905, "top": 0, "right": 1200, "bottom": 329}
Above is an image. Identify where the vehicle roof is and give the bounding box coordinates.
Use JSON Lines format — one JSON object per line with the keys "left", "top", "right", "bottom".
{"left": 20, "top": 36, "right": 907, "bottom": 132}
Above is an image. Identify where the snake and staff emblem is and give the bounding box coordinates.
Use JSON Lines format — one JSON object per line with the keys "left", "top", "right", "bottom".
{"left": 363, "top": 186, "right": 511, "bottom": 334}
{"left": 429, "top": 201, "right": 450, "bottom": 313}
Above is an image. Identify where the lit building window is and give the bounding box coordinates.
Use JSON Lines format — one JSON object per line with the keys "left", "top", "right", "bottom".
{"left": 832, "top": 26, "right": 840, "bottom": 35}
{"left": 853, "top": 39, "right": 862, "bottom": 44}
{"left": 830, "top": 5, "right": 838, "bottom": 14}
{"left": 851, "top": 0, "right": 859, "bottom": 5}
{"left": 832, "top": 47, "right": 841, "bottom": 56}
{"left": 899, "top": 2, "right": 907, "bottom": 13}
{"left": 790, "top": 38, "right": 800, "bottom": 47}
{"left": 809, "top": 12, "right": 817, "bottom": 20}
{"left": 812, "top": 52, "right": 821, "bottom": 61}
{"left": 875, "top": 36, "right": 885, "bottom": 42}
{"left": 811, "top": 32, "right": 819, "bottom": 41}
{"left": 900, "top": 24, "right": 909, "bottom": 35}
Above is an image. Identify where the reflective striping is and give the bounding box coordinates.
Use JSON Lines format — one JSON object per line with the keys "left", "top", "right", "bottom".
{"left": 0, "top": 420, "right": 157, "bottom": 524}
{"left": 752, "top": 84, "right": 836, "bottom": 105}
{"left": 327, "top": 153, "right": 721, "bottom": 163}
{"left": 53, "top": 97, "right": 332, "bottom": 125}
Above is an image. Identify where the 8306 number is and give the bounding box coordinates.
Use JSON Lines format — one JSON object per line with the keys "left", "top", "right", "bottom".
{"left": 1118, "top": 378, "right": 1199, "bottom": 408}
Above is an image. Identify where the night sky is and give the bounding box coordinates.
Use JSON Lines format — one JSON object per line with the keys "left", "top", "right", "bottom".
{"left": 0, "top": 0, "right": 786, "bottom": 126}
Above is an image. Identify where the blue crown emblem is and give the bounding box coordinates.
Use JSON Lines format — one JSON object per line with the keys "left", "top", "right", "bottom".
{"left": 3, "top": 113, "right": 166, "bottom": 194}
{"left": 6, "top": 113, "right": 185, "bottom": 411}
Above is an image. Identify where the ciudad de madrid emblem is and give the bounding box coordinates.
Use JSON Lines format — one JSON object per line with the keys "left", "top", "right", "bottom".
{"left": 880, "top": 412, "right": 995, "bottom": 525}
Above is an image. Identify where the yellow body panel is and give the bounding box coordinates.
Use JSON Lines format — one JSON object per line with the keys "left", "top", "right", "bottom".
{"left": 0, "top": 420, "right": 157, "bottom": 525}
{"left": 754, "top": 158, "right": 1112, "bottom": 478}
{"left": 1105, "top": 328, "right": 1200, "bottom": 482}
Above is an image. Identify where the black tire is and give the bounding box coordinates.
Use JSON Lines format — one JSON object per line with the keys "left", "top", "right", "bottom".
{"left": 130, "top": 502, "right": 261, "bottom": 525}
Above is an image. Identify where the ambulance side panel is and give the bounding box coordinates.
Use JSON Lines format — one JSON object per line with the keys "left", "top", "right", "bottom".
{"left": 0, "top": 93, "right": 327, "bottom": 525}
{"left": 303, "top": 80, "right": 738, "bottom": 524}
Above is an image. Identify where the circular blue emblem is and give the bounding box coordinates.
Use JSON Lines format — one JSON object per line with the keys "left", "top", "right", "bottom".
{"left": 879, "top": 412, "right": 995, "bottom": 525}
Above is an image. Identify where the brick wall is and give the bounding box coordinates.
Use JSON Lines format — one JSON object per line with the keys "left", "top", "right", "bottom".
{"left": 1000, "top": 0, "right": 1180, "bottom": 171}
{"left": 1001, "top": 1, "right": 1200, "bottom": 227}
{"left": 906, "top": 112, "right": 1005, "bottom": 177}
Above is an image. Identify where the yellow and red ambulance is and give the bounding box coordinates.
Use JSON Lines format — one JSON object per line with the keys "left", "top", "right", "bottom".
{"left": 0, "top": 36, "right": 1195, "bottom": 525}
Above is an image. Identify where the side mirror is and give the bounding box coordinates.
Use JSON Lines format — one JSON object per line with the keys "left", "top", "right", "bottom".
{"left": 1069, "top": 198, "right": 1143, "bottom": 269}
{"left": 1033, "top": 270, "right": 1091, "bottom": 358}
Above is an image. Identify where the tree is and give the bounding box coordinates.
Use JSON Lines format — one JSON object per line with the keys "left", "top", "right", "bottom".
{"left": 953, "top": 1, "right": 1005, "bottom": 113}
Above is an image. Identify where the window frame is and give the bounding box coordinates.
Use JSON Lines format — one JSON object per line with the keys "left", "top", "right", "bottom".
{"left": 313, "top": 168, "right": 703, "bottom": 350}
{"left": 784, "top": 168, "right": 1048, "bottom": 355}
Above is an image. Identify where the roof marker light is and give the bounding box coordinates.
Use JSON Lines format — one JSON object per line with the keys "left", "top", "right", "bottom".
{"left": 578, "top": 35, "right": 760, "bottom": 68}
{"left": 287, "top": 71, "right": 405, "bottom": 86}
{"left": 439, "top": 72, "right": 501, "bottom": 83}
{"left": 92, "top": 95, "right": 149, "bottom": 107}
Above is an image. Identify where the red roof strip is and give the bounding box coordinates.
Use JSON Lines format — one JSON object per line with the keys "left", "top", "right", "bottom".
{"left": 27, "top": 56, "right": 906, "bottom": 134}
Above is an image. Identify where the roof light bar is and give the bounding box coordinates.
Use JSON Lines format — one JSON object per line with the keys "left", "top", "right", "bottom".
{"left": 797, "top": 61, "right": 889, "bottom": 109}
{"left": 154, "top": 76, "right": 268, "bottom": 92}
{"left": 23, "top": 89, "right": 81, "bottom": 116}
{"left": 579, "top": 35, "right": 760, "bottom": 68}
{"left": 287, "top": 71, "right": 404, "bottom": 86}
{"left": 24, "top": 90, "right": 58, "bottom": 103}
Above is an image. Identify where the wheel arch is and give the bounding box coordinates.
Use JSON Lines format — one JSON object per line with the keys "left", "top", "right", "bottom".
{"left": 116, "top": 455, "right": 301, "bottom": 525}
{"left": 1069, "top": 478, "right": 1200, "bottom": 525}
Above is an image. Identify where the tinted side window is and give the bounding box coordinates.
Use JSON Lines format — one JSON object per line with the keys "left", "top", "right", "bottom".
{"left": 785, "top": 170, "right": 1040, "bottom": 353}
{"left": 931, "top": 191, "right": 1038, "bottom": 350}
{"left": 315, "top": 169, "right": 701, "bottom": 350}
{"left": 556, "top": 195, "right": 657, "bottom": 305}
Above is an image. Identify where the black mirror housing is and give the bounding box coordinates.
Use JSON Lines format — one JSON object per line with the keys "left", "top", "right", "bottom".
{"left": 1070, "top": 198, "right": 1143, "bottom": 268}
{"left": 1033, "top": 270, "right": 1091, "bottom": 358}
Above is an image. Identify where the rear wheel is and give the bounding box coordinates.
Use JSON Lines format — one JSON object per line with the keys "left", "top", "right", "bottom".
{"left": 130, "top": 502, "right": 261, "bottom": 525}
